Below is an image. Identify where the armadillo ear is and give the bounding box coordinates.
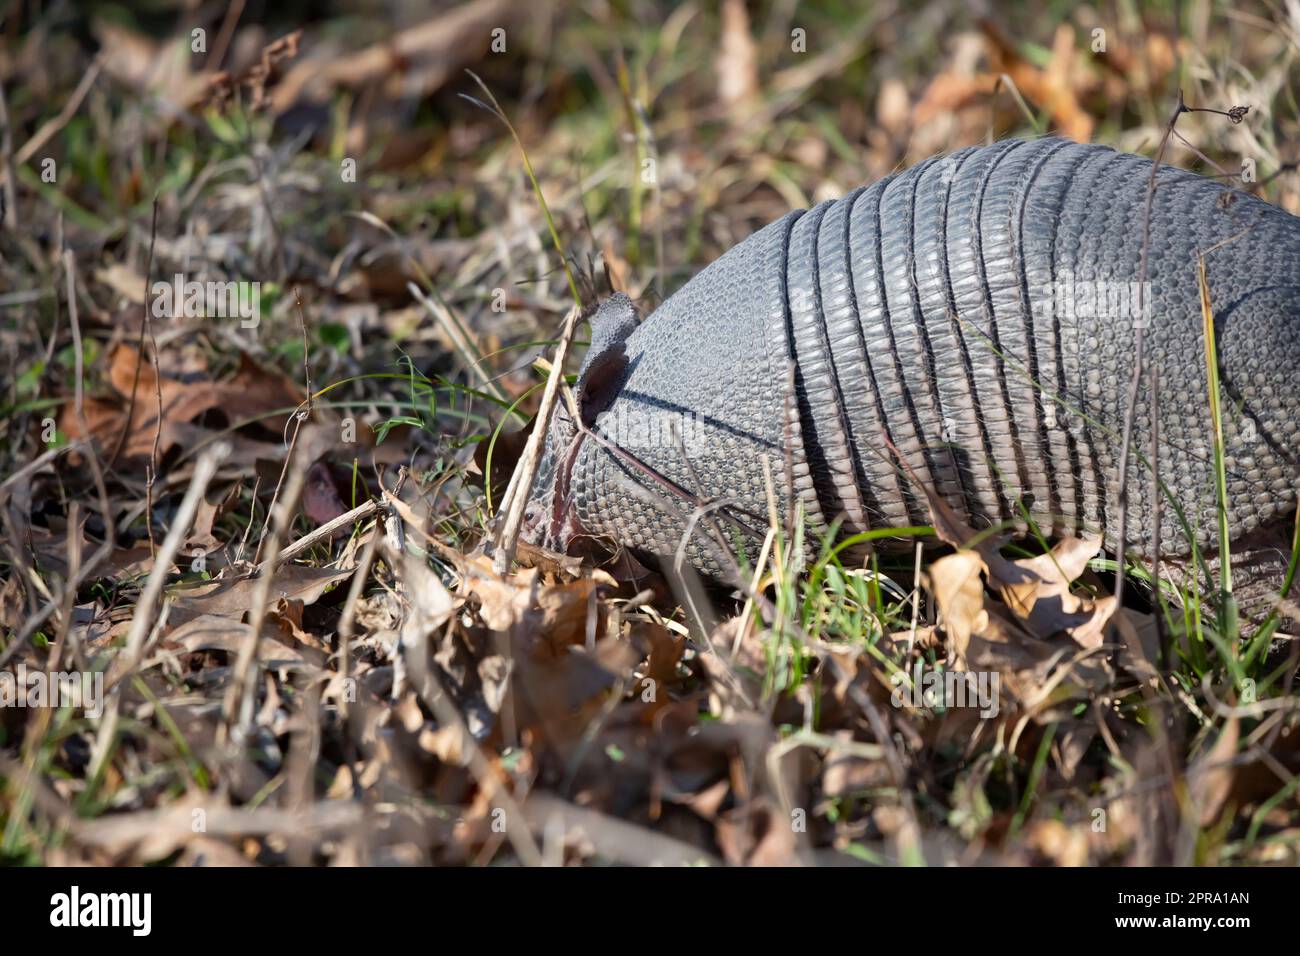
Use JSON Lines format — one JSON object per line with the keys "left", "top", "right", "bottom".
{"left": 575, "top": 292, "right": 639, "bottom": 426}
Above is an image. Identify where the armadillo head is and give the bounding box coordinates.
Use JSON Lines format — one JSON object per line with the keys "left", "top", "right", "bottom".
{"left": 519, "top": 293, "right": 641, "bottom": 556}
{"left": 520, "top": 401, "right": 582, "bottom": 552}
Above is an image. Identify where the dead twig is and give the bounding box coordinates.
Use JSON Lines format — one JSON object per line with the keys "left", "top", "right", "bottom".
{"left": 0, "top": 78, "right": 16, "bottom": 230}
{"left": 13, "top": 57, "right": 104, "bottom": 167}
{"left": 1113, "top": 93, "right": 1249, "bottom": 618}
{"left": 257, "top": 498, "right": 380, "bottom": 571}
{"left": 492, "top": 305, "right": 581, "bottom": 573}
{"left": 87, "top": 441, "right": 230, "bottom": 784}
{"left": 109, "top": 199, "right": 160, "bottom": 471}
{"left": 222, "top": 430, "right": 316, "bottom": 740}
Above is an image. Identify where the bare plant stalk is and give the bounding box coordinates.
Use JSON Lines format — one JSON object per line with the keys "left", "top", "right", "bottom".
{"left": 121, "top": 447, "right": 229, "bottom": 670}
{"left": 237, "top": 473, "right": 262, "bottom": 563}
{"left": 493, "top": 305, "right": 581, "bottom": 573}
{"left": 1112, "top": 92, "right": 1186, "bottom": 617}
{"left": 62, "top": 249, "right": 115, "bottom": 660}
{"left": 0, "top": 251, "right": 118, "bottom": 670}
{"left": 347, "top": 208, "right": 514, "bottom": 414}
{"left": 143, "top": 301, "right": 165, "bottom": 557}
{"left": 335, "top": 528, "right": 379, "bottom": 720}
{"left": 13, "top": 57, "right": 103, "bottom": 167}
{"left": 1113, "top": 92, "right": 1246, "bottom": 616}
{"left": 0, "top": 79, "right": 16, "bottom": 231}
{"left": 232, "top": 87, "right": 287, "bottom": 277}
{"left": 111, "top": 199, "right": 160, "bottom": 469}
{"left": 208, "top": 0, "right": 246, "bottom": 73}
{"left": 88, "top": 442, "right": 230, "bottom": 785}
{"left": 407, "top": 281, "right": 509, "bottom": 405}
{"left": 1148, "top": 362, "right": 1166, "bottom": 661}
{"left": 253, "top": 414, "right": 303, "bottom": 565}
{"left": 258, "top": 498, "right": 380, "bottom": 571}
{"left": 294, "top": 286, "right": 315, "bottom": 415}
{"left": 222, "top": 435, "right": 312, "bottom": 739}
{"left": 251, "top": 292, "right": 317, "bottom": 566}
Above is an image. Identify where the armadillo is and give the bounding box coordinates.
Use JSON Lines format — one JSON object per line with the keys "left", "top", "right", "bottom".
{"left": 521, "top": 137, "right": 1300, "bottom": 606}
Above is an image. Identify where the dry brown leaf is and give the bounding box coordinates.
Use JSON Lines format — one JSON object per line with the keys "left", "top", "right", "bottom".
{"left": 169, "top": 565, "right": 354, "bottom": 624}
{"left": 913, "top": 72, "right": 998, "bottom": 127}
{"left": 1113, "top": 608, "right": 1161, "bottom": 681}
{"left": 522, "top": 792, "right": 720, "bottom": 866}
{"left": 418, "top": 723, "right": 472, "bottom": 765}
{"left": 204, "top": 30, "right": 303, "bottom": 112}
{"left": 1023, "top": 818, "right": 1090, "bottom": 866}
{"left": 980, "top": 20, "right": 1094, "bottom": 141}
{"left": 184, "top": 480, "right": 244, "bottom": 556}
{"left": 928, "top": 550, "right": 1113, "bottom": 713}
{"left": 269, "top": 0, "right": 517, "bottom": 112}
{"left": 926, "top": 551, "right": 988, "bottom": 661}
{"left": 876, "top": 78, "right": 911, "bottom": 135}
{"left": 94, "top": 263, "right": 148, "bottom": 304}
{"left": 511, "top": 637, "right": 639, "bottom": 749}
{"left": 996, "top": 535, "right": 1115, "bottom": 645}
{"left": 999, "top": 534, "right": 1098, "bottom": 616}
{"left": 913, "top": 23, "right": 1094, "bottom": 142}
{"left": 28, "top": 526, "right": 155, "bottom": 580}
{"left": 167, "top": 612, "right": 324, "bottom": 666}
{"left": 167, "top": 422, "right": 285, "bottom": 470}
{"left": 1188, "top": 718, "right": 1239, "bottom": 828}
{"left": 1056, "top": 722, "right": 1099, "bottom": 783}
{"left": 822, "top": 732, "right": 892, "bottom": 798}
{"left": 912, "top": 455, "right": 1114, "bottom": 647}
{"left": 628, "top": 620, "right": 685, "bottom": 693}
{"left": 302, "top": 462, "right": 349, "bottom": 527}
{"left": 93, "top": 20, "right": 207, "bottom": 109}
{"left": 466, "top": 563, "right": 613, "bottom": 640}
{"left": 716, "top": 796, "right": 801, "bottom": 866}
{"left": 717, "top": 0, "right": 759, "bottom": 118}
{"left": 61, "top": 345, "right": 305, "bottom": 463}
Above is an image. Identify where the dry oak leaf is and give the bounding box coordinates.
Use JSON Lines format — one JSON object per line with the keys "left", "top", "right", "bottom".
{"left": 928, "top": 550, "right": 1113, "bottom": 709}
{"left": 467, "top": 562, "right": 615, "bottom": 641}
{"left": 169, "top": 564, "right": 354, "bottom": 625}
{"left": 912, "top": 459, "right": 1114, "bottom": 646}
{"left": 997, "top": 534, "right": 1116, "bottom": 646}
{"left": 61, "top": 344, "right": 304, "bottom": 463}
{"left": 166, "top": 613, "right": 323, "bottom": 667}
{"left": 925, "top": 550, "right": 988, "bottom": 659}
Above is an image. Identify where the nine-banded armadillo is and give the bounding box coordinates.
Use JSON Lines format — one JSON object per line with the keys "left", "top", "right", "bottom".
{"left": 521, "top": 137, "right": 1300, "bottom": 605}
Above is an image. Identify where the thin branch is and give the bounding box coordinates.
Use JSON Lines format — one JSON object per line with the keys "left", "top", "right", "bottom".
{"left": 0, "top": 77, "right": 16, "bottom": 231}
{"left": 492, "top": 305, "right": 581, "bottom": 573}
{"left": 1112, "top": 92, "right": 1185, "bottom": 615}
{"left": 256, "top": 498, "right": 379, "bottom": 571}
{"left": 87, "top": 442, "right": 230, "bottom": 785}
{"left": 222, "top": 431, "right": 314, "bottom": 739}
{"left": 110, "top": 199, "right": 160, "bottom": 468}
{"left": 13, "top": 57, "right": 104, "bottom": 167}
{"left": 1113, "top": 93, "right": 1249, "bottom": 617}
